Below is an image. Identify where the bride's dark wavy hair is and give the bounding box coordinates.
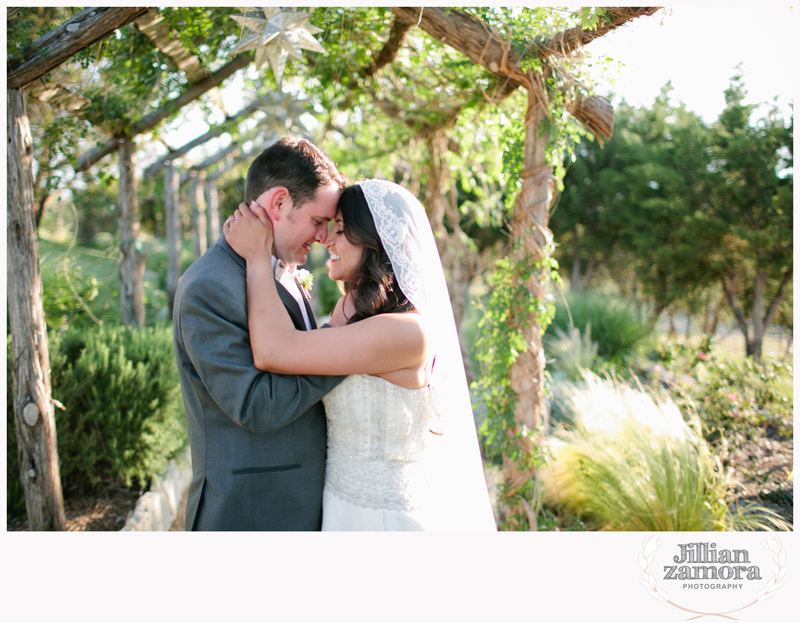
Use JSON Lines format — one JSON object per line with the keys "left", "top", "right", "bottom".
{"left": 339, "top": 185, "right": 414, "bottom": 324}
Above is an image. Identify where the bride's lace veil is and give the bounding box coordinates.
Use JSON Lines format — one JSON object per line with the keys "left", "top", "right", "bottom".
{"left": 357, "top": 179, "right": 497, "bottom": 530}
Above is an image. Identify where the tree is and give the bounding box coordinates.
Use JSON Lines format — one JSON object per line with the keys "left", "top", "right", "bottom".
{"left": 552, "top": 102, "right": 637, "bottom": 292}
{"left": 615, "top": 87, "right": 719, "bottom": 320}
{"left": 708, "top": 76, "right": 793, "bottom": 360}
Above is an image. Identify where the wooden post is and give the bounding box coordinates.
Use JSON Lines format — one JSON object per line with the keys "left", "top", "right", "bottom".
{"left": 189, "top": 173, "right": 207, "bottom": 260}
{"left": 423, "top": 131, "right": 480, "bottom": 381}
{"left": 205, "top": 179, "right": 221, "bottom": 247}
{"left": 509, "top": 96, "right": 555, "bottom": 434}
{"left": 7, "top": 88, "right": 66, "bottom": 530}
{"left": 164, "top": 163, "right": 181, "bottom": 317}
{"left": 118, "top": 137, "right": 145, "bottom": 326}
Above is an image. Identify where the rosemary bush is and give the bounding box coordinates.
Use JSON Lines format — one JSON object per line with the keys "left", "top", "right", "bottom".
{"left": 7, "top": 323, "right": 187, "bottom": 519}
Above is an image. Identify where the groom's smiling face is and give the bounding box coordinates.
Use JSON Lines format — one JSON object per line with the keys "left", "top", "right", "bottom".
{"left": 270, "top": 182, "right": 340, "bottom": 266}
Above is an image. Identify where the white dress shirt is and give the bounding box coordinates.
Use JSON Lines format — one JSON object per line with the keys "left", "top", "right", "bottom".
{"left": 271, "top": 255, "right": 312, "bottom": 330}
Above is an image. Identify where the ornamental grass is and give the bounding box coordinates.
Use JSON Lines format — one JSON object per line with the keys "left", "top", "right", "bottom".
{"left": 541, "top": 373, "right": 789, "bottom": 531}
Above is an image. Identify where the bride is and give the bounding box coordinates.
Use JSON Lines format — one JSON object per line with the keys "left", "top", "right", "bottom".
{"left": 224, "top": 179, "right": 496, "bottom": 531}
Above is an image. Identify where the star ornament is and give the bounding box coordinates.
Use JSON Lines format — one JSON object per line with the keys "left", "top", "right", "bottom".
{"left": 230, "top": 8, "right": 328, "bottom": 88}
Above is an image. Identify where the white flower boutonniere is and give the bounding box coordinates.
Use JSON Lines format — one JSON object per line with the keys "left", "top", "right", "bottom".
{"left": 297, "top": 269, "right": 313, "bottom": 299}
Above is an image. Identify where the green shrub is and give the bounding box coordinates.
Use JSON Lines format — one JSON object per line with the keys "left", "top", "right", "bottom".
{"left": 550, "top": 292, "right": 649, "bottom": 365}
{"left": 50, "top": 324, "right": 187, "bottom": 494}
{"left": 651, "top": 336, "right": 793, "bottom": 443}
{"left": 7, "top": 324, "right": 187, "bottom": 518}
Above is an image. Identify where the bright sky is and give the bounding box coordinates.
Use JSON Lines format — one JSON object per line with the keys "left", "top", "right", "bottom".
{"left": 584, "top": 5, "right": 794, "bottom": 123}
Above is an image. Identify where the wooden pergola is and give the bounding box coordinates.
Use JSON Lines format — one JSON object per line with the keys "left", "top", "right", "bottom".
{"left": 7, "top": 6, "right": 661, "bottom": 529}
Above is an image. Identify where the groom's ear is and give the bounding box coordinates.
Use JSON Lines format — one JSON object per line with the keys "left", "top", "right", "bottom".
{"left": 268, "top": 187, "right": 293, "bottom": 221}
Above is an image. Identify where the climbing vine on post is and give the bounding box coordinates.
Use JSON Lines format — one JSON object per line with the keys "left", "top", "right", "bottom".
{"left": 474, "top": 249, "right": 561, "bottom": 531}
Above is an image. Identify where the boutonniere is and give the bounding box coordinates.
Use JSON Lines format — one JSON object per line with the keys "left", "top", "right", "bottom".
{"left": 297, "top": 269, "right": 313, "bottom": 299}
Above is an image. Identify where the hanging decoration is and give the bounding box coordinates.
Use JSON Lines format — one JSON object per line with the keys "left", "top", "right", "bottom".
{"left": 230, "top": 7, "right": 327, "bottom": 88}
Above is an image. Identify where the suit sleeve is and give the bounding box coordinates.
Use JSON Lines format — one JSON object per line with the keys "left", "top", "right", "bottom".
{"left": 175, "top": 270, "right": 344, "bottom": 434}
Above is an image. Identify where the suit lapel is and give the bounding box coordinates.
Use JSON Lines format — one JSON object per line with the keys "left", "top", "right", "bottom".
{"left": 276, "top": 280, "right": 306, "bottom": 331}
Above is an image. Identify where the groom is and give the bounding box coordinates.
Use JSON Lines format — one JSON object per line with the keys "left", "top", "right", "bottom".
{"left": 173, "top": 136, "right": 346, "bottom": 530}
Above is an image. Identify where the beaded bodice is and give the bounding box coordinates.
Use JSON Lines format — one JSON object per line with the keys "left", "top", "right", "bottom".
{"left": 322, "top": 374, "right": 434, "bottom": 510}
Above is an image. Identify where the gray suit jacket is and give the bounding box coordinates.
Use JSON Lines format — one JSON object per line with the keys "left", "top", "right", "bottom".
{"left": 173, "top": 236, "right": 344, "bottom": 530}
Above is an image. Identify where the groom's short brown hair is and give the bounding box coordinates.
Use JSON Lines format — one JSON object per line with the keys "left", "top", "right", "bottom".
{"left": 245, "top": 135, "right": 346, "bottom": 207}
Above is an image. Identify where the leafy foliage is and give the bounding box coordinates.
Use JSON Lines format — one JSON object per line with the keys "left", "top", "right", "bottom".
{"left": 41, "top": 256, "right": 99, "bottom": 331}
{"left": 650, "top": 336, "right": 793, "bottom": 444}
{"left": 544, "top": 323, "right": 600, "bottom": 382}
{"left": 549, "top": 291, "right": 650, "bottom": 364}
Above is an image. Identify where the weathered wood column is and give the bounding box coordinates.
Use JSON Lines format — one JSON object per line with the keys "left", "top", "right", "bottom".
{"left": 118, "top": 137, "right": 145, "bottom": 326}
{"left": 189, "top": 172, "right": 207, "bottom": 259}
{"left": 7, "top": 89, "right": 66, "bottom": 530}
{"left": 205, "top": 179, "right": 221, "bottom": 247}
{"left": 509, "top": 92, "right": 555, "bottom": 433}
{"left": 423, "top": 130, "right": 480, "bottom": 381}
{"left": 164, "top": 162, "right": 181, "bottom": 317}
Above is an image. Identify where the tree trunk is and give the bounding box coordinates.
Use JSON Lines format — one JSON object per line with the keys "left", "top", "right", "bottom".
{"left": 205, "top": 180, "right": 221, "bottom": 248}
{"left": 118, "top": 137, "right": 145, "bottom": 326}
{"left": 580, "top": 255, "right": 597, "bottom": 290}
{"left": 7, "top": 89, "right": 66, "bottom": 530}
{"left": 34, "top": 189, "right": 61, "bottom": 230}
{"left": 422, "top": 132, "right": 480, "bottom": 383}
{"left": 571, "top": 230, "right": 581, "bottom": 292}
{"left": 189, "top": 174, "right": 207, "bottom": 260}
{"left": 722, "top": 268, "right": 753, "bottom": 359}
{"left": 165, "top": 163, "right": 181, "bottom": 317}
{"left": 750, "top": 270, "right": 767, "bottom": 361}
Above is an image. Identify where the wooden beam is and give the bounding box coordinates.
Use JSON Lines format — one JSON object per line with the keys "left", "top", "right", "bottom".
{"left": 362, "top": 18, "right": 413, "bottom": 78}
{"left": 8, "top": 7, "right": 148, "bottom": 89}
{"left": 74, "top": 52, "right": 254, "bottom": 172}
{"left": 391, "top": 7, "right": 530, "bottom": 89}
{"left": 537, "top": 8, "right": 662, "bottom": 59}
{"left": 390, "top": 7, "right": 652, "bottom": 142}
{"left": 164, "top": 164, "right": 181, "bottom": 317}
{"left": 180, "top": 144, "right": 240, "bottom": 185}
{"left": 144, "top": 97, "right": 265, "bottom": 179}
{"left": 26, "top": 78, "right": 91, "bottom": 112}
{"left": 391, "top": 7, "right": 661, "bottom": 87}
{"left": 135, "top": 8, "right": 209, "bottom": 84}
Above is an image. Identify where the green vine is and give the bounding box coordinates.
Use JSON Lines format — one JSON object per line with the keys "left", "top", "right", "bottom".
{"left": 472, "top": 247, "right": 561, "bottom": 529}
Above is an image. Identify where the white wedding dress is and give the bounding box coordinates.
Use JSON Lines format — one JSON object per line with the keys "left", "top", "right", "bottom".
{"left": 318, "top": 180, "right": 496, "bottom": 532}
{"left": 321, "top": 374, "right": 446, "bottom": 530}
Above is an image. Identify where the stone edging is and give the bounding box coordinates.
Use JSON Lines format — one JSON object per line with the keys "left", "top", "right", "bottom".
{"left": 122, "top": 447, "right": 192, "bottom": 531}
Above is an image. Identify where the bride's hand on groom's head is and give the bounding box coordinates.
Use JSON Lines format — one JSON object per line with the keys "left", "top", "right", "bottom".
{"left": 249, "top": 200, "right": 272, "bottom": 228}
{"left": 223, "top": 201, "right": 273, "bottom": 261}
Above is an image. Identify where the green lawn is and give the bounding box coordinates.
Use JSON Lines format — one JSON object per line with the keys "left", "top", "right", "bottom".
{"left": 38, "top": 234, "right": 195, "bottom": 327}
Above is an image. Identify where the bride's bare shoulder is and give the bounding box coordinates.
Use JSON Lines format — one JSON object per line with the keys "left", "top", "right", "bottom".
{"left": 367, "top": 309, "right": 428, "bottom": 331}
